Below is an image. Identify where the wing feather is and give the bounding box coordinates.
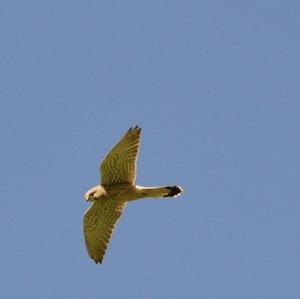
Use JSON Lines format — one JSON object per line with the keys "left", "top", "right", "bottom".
{"left": 100, "top": 126, "right": 141, "bottom": 185}
{"left": 83, "top": 199, "right": 126, "bottom": 263}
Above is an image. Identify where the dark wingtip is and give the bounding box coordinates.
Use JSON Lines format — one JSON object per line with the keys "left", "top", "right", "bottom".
{"left": 93, "top": 259, "right": 102, "bottom": 264}
{"left": 92, "top": 255, "right": 103, "bottom": 264}
{"left": 128, "top": 125, "right": 140, "bottom": 132}
{"left": 164, "top": 186, "right": 184, "bottom": 197}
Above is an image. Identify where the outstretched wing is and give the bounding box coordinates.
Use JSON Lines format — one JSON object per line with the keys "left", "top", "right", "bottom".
{"left": 83, "top": 199, "right": 126, "bottom": 264}
{"left": 100, "top": 126, "right": 141, "bottom": 186}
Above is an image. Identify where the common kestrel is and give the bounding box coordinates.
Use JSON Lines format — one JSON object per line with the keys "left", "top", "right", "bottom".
{"left": 83, "top": 126, "right": 183, "bottom": 263}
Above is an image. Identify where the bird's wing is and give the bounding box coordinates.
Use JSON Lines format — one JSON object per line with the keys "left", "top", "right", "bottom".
{"left": 83, "top": 199, "right": 126, "bottom": 264}
{"left": 100, "top": 126, "right": 141, "bottom": 186}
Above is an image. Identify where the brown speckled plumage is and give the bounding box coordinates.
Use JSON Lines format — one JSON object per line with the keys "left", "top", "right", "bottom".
{"left": 83, "top": 126, "right": 183, "bottom": 264}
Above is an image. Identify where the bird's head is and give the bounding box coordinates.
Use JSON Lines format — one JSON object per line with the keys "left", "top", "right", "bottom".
{"left": 84, "top": 185, "right": 107, "bottom": 201}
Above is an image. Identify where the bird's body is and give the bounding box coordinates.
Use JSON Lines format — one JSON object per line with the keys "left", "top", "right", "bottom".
{"left": 83, "top": 126, "right": 183, "bottom": 263}
{"left": 85, "top": 183, "right": 182, "bottom": 202}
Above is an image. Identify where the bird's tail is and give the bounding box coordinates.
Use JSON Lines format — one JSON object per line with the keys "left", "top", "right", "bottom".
{"left": 137, "top": 185, "right": 184, "bottom": 198}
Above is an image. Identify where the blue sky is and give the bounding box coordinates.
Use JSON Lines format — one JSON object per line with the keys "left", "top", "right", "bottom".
{"left": 1, "top": 1, "right": 299, "bottom": 298}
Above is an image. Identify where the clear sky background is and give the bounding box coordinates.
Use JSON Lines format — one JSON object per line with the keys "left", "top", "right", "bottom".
{"left": 0, "top": 1, "right": 299, "bottom": 298}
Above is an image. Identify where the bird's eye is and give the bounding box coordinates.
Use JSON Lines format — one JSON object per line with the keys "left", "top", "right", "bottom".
{"left": 89, "top": 192, "right": 96, "bottom": 199}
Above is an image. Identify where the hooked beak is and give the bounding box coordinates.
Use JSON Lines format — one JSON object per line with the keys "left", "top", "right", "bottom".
{"left": 84, "top": 192, "right": 91, "bottom": 201}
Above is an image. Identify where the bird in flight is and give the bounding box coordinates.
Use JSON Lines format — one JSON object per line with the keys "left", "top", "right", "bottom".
{"left": 83, "top": 126, "right": 183, "bottom": 263}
